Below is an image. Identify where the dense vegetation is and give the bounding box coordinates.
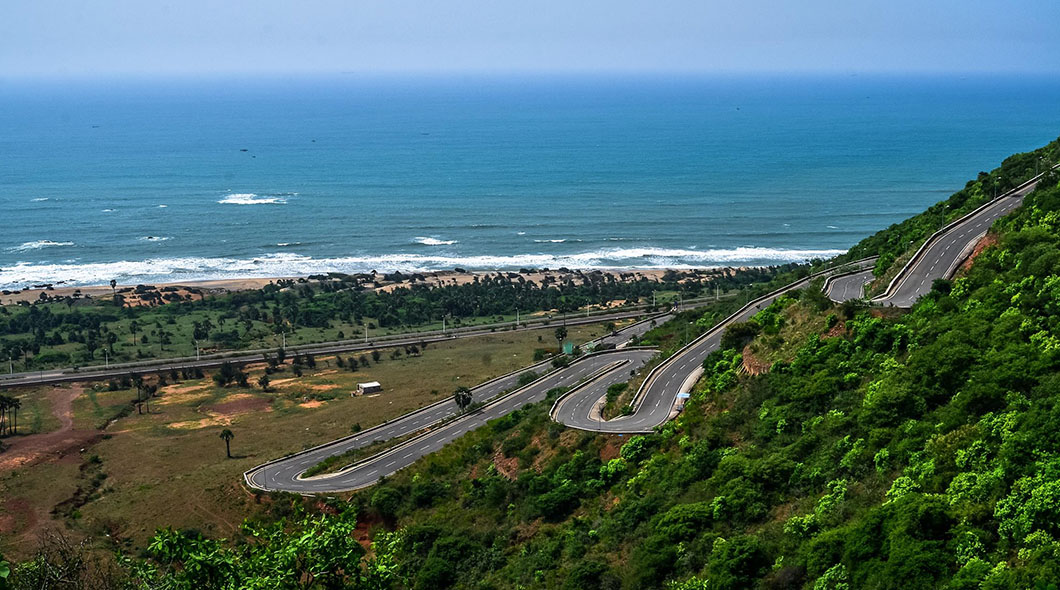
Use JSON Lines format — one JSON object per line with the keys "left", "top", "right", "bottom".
{"left": 841, "top": 137, "right": 1059, "bottom": 280}
{"left": 5, "top": 143, "right": 1060, "bottom": 589}
{"left": 0, "top": 267, "right": 789, "bottom": 372}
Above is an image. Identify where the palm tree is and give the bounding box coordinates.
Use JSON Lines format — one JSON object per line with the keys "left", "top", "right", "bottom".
{"left": 9, "top": 397, "right": 19, "bottom": 435}
{"left": 0, "top": 395, "right": 9, "bottom": 436}
{"left": 453, "top": 386, "right": 473, "bottom": 412}
{"left": 219, "top": 429, "right": 234, "bottom": 458}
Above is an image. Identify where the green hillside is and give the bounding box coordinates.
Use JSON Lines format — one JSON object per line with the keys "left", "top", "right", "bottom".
{"left": 5, "top": 145, "right": 1060, "bottom": 589}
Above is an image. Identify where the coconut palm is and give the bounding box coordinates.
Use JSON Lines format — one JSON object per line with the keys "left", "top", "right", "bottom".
{"left": 219, "top": 429, "right": 235, "bottom": 458}
{"left": 453, "top": 386, "right": 473, "bottom": 412}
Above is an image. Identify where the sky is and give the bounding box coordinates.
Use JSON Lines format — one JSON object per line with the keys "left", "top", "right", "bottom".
{"left": 3, "top": 0, "right": 1059, "bottom": 77}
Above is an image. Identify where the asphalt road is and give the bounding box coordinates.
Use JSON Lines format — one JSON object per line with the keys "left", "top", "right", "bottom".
{"left": 552, "top": 260, "right": 877, "bottom": 434}
{"left": 874, "top": 187, "right": 1033, "bottom": 308}
{"left": 246, "top": 263, "right": 881, "bottom": 493}
{"left": 825, "top": 269, "right": 875, "bottom": 302}
{"left": 243, "top": 316, "right": 665, "bottom": 493}
{"left": 0, "top": 307, "right": 666, "bottom": 390}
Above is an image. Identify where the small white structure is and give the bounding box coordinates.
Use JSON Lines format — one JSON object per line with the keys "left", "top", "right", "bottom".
{"left": 356, "top": 381, "right": 382, "bottom": 395}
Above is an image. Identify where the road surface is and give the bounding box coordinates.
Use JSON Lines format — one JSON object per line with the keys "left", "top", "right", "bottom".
{"left": 874, "top": 183, "right": 1036, "bottom": 308}
{"left": 825, "top": 269, "right": 875, "bottom": 302}
{"left": 552, "top": 260, "right": 877, "bottom": 433}
{"left": 243, "top": 317, "right": 665, "bottom": 492}
{"left": 0, "top": 307, "right": 668, "bottom": 390}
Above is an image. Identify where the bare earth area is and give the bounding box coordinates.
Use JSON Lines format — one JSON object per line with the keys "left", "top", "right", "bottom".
{"left": 0, "top": 384, "right": 97, "bottom": 472}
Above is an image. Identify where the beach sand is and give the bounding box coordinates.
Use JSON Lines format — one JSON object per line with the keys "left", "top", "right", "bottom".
{"left": 0, "top": 267, "right": 741, "bottom": 307}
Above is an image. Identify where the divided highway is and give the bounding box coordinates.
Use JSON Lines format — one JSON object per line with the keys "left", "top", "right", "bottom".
{"left": 247, "top": 260, "right": 878, "bottom": 493}
{"left": 827, "top": 171, "right": 1047, "bottom": 306}
{"left": 244, "top": 317, "right": 665, "bottom": 493}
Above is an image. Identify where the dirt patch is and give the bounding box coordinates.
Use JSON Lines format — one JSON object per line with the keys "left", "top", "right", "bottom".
{"left": 299, "top": 400, "right": 325, "bottom": 409}
{"left": 169, "top": 417, "right": 230, "bottom": 430}
{"left": 956, "top": 233, "right": 999, "bottom": 275}
{"left": 598, "top": 437, "right": 623, "bottom": 462}
{"left": 353, "top": 512, "right": 384, "bottom": 551}
{"left": 0, "top": 385, "right": 101, "bottom": 471}
{"left": 741, "top": 344, "right": 771, "bottom": 375}
{"left": 207, "top": 394, "right": 271, "bottom": 416}
{"left": 821, "top": 321, "right": 847, "bottom": 340}
{"left": 492, "top": 449, "right": 519, "bottom": 480}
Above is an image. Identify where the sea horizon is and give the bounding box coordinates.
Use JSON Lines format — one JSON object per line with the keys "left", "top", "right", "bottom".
{"left": 3, "top": 73, "right": 1059, "bottom": 289}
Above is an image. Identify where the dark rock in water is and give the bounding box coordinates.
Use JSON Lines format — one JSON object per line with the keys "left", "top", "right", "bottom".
{"left": 240, "top": 148, "right": 249, "bottom": 152}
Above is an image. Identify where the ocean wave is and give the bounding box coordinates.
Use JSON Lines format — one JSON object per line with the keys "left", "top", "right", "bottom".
{"left": 102, "top": 209, "right": 115, "bottom": 213}
{"left": 0, "top": 246, "right": 846, "bottom": 289}
{"left": 139, "top": 236, "right": 170, "bottom": 242}
{"left": 533, "top": 239, "right": 583, "bottom": 243}
{"left": 31, "top": 197, "right": 49, "bottom": 202}
{"left": 8, "top": 240, "right": 75, "bottom": 252}
{"left": 158, "top": 204, "right": 168, "bottom": 208}
{"left": 218, "top": 193, "right": 291, "bottom": 205}
{"left": 413, "top": 237, "right": 458, "bottom": 246}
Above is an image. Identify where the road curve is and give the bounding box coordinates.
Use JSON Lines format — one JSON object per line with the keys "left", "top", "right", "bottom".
{"left": 551, "top": 259, "right": 878, "bottom": 434}
{"left": 247, "top": 349, "right": 656, "bottom": 492}
{"left": 244, "top": 317, "right": 665, "bottom": 493}
{"left": 874, "top": 174, "right": 1044, "bottom": 308}
{"left": 825, "top": 269, "right": 875, "bottom": 303}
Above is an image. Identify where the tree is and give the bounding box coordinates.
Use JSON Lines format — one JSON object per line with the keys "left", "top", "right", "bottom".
{"left": 219, "top": 429, "right": 234, "bottom": 458}
{"left": 555, "top": 326, "right": 568, "bottom": 347}
{"left": 257, "top": 374, "right": 270, "bottom": 392}
{"left": 453, "top": 386, "right": 473, "bottom": 412}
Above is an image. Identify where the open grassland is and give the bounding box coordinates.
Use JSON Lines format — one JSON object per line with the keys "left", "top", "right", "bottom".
{"left": 0, "top": 321, "right": 618, "bottom": 557}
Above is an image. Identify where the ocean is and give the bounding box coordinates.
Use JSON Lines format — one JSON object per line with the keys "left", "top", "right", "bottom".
{"left": 2, "top": 74, "right": 1059, "bottom": 289}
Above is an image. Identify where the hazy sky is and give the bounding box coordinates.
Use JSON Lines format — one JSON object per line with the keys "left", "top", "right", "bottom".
{"left": 4, "top": 0, "right": 1059, "bottom": 77}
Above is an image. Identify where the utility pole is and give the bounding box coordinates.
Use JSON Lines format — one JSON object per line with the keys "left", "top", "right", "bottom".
{"left": 281, "top": 332, "right": 287, "bottom": 350}
{"left": 364, "top": 321, "right": 369, "bottom": 343}
{"left": 104, "top": 349, "right": 109, "bottom": 368}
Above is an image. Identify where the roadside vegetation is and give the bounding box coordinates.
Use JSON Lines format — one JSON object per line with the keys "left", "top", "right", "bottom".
{"left": 3, "top": 142, "right": 1060, "bottom": 588}
{"left": 0, "top": 267, "right": 791, "bottom": 373}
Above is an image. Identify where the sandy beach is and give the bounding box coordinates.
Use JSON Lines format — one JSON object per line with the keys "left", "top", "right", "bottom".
{"left": 0, "top": 267, "right": 741, "bottom": 307}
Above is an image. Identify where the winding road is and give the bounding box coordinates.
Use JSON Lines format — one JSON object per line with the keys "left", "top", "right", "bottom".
{"left": 245, "top": 260, "right": 881, "bottom": 493}
{"left": 239, "top": 170, "right": 1047, "bottom": 493}
{"left": 827, "top": 170, "right": 1048, "bottom": 306}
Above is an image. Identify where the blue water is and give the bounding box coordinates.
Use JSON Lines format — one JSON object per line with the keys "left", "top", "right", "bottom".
{"left": 2, "top": 74, "right": 1059, "bottom": 289}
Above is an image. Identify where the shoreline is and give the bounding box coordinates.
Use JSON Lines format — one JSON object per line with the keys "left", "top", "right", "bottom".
{"left": 0, "top": 267, "right": 751, "bottom": 306}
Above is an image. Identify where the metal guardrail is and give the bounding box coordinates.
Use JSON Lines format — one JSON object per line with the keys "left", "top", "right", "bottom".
{"left": 872, "top": 169, "right": 1050, "bottom": 303}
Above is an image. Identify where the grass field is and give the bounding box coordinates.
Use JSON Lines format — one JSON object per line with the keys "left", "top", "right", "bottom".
{"left": 0, "top": 320, "right": 622, "bottom": 558}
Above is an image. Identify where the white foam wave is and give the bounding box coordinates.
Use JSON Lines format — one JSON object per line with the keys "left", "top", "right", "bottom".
{"left": 31, "top": 197, "right": 49, "bottom": 202}
{"left": 218, "top": 193, "right": 290, "bottom": 205}
{"left": 158, "top": 205, "right": 168, "bottom": 208}
{"left": 102, "top": 209, "right": 115, "bottom": 213}
{"left": 535, "top": 239, "right": 568, "bottom": 243}
{"left": 139, "top": 236, "right": 170, "bottom": 242}
{"left": 0, "top": 246, "right": 846, "bottom": 289}
{"left": 517, "top": 232, "right": 526, "bottom": 236}
{"left": 413, "top": 237, "right": 458, "bottom": 246}
{"left": 8, "top": 240, "right": 74, "bottom": 252}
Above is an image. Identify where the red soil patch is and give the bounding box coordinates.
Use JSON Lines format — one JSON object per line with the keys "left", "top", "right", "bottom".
{"left": 353, "top": 512, "right": 384, "bottom": 551}
{"left": 492, "top": 449, "right": 519, "bottom": 480}
{"left": 0, "top": 384, "right": 100, "bottom": 472}
{"left": 208, "top": 396, "right": 271, "bottom": 416}
{"left": 599, "top": 437, "right": 623, "bottom": 462}
{"left": 822, "top": 321, "right": 846, "bottom": 340}
{"left": 741, "top": 344, "right": 771, "bottom": 376}
{"left": 957, "top": 233, "right": 999, "bottom": 275}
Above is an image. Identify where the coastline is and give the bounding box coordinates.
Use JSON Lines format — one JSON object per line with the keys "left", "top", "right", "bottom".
{"left": 0, "top": 267, "right": 748, "bottom": 306}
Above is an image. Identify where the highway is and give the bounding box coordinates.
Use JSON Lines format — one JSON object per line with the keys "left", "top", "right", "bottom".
{"left": 552, "top": 259, "right": 878, "bottom": 434}
{"left": 243, "top": 317, "right": 664, "bottom": 492}
{"left": 0, "top": 306, "right": 668, "bottom": 390}
{"left": 246, "top": 260, "right": 878, "bottom": 493}
{"left": 824, "top": 269, "right": 875, "bottom": 303}
{"left": 874, "top": 178, "right": 1040, "bottom": 308}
